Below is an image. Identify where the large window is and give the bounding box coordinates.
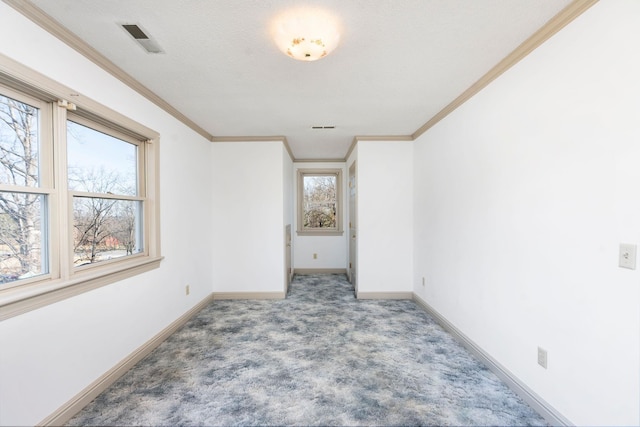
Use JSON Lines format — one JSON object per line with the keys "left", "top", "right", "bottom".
{"left": 297, "top": 169, "right": 343, "bottom": 236}
{"left": 0, "top": 89, "right": 50, "bottom": 285}
{"left": 67, "top": 117, "right": 143, "bottom": 266}
{"left": 0, "top": 74, "right": 160, "bottom": 320}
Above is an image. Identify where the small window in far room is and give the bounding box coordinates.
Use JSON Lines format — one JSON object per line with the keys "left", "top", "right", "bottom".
{"left": 297, "top": 169, "right": 343, "bottom": 236}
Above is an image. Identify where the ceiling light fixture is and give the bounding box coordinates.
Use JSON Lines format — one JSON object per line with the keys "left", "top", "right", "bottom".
{"left": 271, "top": 9, "right": 340, "bottom": 62}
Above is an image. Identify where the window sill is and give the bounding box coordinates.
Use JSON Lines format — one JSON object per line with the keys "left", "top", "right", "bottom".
{"left": 0, "top": 256, "right": 163, "bottom": 321}
{"left": 297, "top": 230, "right": 344, "bottom": 237}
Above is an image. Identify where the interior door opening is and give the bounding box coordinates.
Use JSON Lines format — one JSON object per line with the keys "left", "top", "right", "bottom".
{"left": 348, "top": 161, "right": 357, "bottom": 294}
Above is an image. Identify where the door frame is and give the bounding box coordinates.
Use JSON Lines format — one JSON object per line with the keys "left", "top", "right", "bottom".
{"left": 285, "top": 224, "right": 292, "bottom": 293}
{"left": 348, "top": 161, "right": 357, "bottom": 292}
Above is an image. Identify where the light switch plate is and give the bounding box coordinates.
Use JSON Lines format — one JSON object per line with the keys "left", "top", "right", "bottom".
{"left": 619, "top": 244, "right": 637, "bottom": 270}
{"left": 537, "top": 347, "right": 548, "bottom": 369}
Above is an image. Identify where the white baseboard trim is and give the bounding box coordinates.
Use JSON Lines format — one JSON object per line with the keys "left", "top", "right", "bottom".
{"left": 212, "top": 291, "right": 285, "bottom": 300}
{"left": 357, "top": 291, "right": 413, "bottom": 300}
{"left": 294, "top": 268, "right": 347, "bottom": 275}
{"left": 39, "top": 293, "right": 215, "bottom": 427}
{"left": 412, "top": 293, "right": 572, "bottom": 427}
{"left": 38, "top": 289, "right": 567, "bottom": 426}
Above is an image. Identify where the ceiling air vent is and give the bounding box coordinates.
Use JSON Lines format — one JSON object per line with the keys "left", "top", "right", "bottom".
{"left": 121, "top": 24, "right": 164, "bottom": 54}
{"left": 311, "top": 126, "right": 335, "bottom": 129}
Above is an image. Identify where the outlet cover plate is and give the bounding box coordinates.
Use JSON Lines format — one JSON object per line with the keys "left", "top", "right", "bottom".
{"left": 619, "top": 243, "right": 637, "bottom": 270}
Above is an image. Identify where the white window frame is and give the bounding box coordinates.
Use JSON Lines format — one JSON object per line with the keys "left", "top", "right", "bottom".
{"left": 66, "top": 114, "right": 147, "bottom": 269}
{"left": 0, "top": 86, "right": 56, "bottom": 288}
{"left": 0, "top": 61, "right": 161, "bottom": 321}
{"left": 297, "top": 168, "right": 343, "bottom": 236}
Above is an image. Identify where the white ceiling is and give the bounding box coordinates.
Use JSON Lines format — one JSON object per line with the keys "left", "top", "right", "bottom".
{"left": 27, "top": 0, "right": 572, "bottom": 160}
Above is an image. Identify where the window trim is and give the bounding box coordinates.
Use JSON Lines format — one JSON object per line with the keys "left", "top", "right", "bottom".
{"left": 297, "top": 168, "right": 343, "bottom": 236}
{"left": 0, "top": 85, "right": 55, "bottom": 290}
{"left": 0, "top": 57, "right": 162, "bottom": 321}
{"left": 66, "top": 113, "right": 147, "bottom": 268}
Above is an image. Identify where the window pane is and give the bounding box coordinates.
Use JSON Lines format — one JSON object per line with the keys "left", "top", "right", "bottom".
{"left": 0, "top": 192, "right": 47, "bottom": 284}
{"left": 67, "top": 120, "right": 137, "bottom": 196}
{"left": 0, "top": 94, "right": 39, "bottom": 187}
{"left": 303, "top": 175, "right": 337, "bottom": 228}
{"left": 73, "top": 197, "right": 142, "bottom": 266}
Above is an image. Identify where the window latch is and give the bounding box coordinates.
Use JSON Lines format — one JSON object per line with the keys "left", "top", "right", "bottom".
{"left": 57, "top": 99, "right": 76, "bottom": 111}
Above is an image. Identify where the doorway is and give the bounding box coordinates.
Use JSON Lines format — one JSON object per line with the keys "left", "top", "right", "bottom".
{"left": 285, "top": 224, "right": 292, "bottom": 293}
{"left": 348, "top": 161, "right": 357, "bottom": 293}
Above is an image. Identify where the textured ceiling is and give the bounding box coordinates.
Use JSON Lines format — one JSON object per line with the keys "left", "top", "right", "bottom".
{"left": 27, "top": 0, "right": 573, "bottom": 159}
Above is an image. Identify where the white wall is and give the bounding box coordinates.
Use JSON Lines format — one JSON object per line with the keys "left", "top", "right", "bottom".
{"left": 211, "top": 142, "right": 286, "bottom": 293}
{"left": 413, "top": 1, "right": 640, "bottom": 425}
{"left": 293, "top": 162, "right": 347, "bottom": 270}
{"left": 357, "top": 141, "right": 413, "bottom": 294}
{"left": 0, "top": 3, "right": 214, "bottom": 426}
{"left": 2, "top": 1, "right": 637, "bottom": 425}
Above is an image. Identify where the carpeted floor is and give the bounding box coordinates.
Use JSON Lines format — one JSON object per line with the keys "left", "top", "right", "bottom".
{"left": 67, "top": 274, "right": 547, "bottom": 426}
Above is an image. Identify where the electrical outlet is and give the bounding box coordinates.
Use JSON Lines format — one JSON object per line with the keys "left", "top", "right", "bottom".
{"left": 537, "top": 347, "right": 547, "bottom": 369}
{"left": 422, "top": 277, "right": 425, "bottom": 287}
{"left": 313, "top": 253, "right": 318, "bottom": 259}
{"left": 619, "top": 243, "right": 637, "bottom": 269}
{"left": 185, "top": 285, "right": 190, "bottom": 296}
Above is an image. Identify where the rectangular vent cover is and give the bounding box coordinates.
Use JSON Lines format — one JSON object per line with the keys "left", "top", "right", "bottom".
{"left": 122, "top": 24, "right": 148, "bottom": 40}
{"left": 121, "top": 24, "right": 164, "bottom": 54}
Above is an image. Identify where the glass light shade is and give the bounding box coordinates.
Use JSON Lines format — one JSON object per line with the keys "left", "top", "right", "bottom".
{"left": 272, "top": 9, "right": 340, "bottom": 62}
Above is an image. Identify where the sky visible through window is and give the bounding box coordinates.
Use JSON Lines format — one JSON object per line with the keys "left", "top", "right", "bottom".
{"left": 67, "top": 120, "right": 137, "bottom": 196}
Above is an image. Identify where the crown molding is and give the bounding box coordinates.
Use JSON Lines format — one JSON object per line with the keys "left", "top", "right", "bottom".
{"left": 345, "top": 1, "right": 598, "bottom": 158}
{"left": 355, "top": 135, "right": 413, "bottom": 141}
{"left": 282, "top": 137, "right": 294, "bottom": 162}
{"left": 5, "top": 0, "right": 598, "bottom": 160}
{"left": 294, "top": 159, "right": 346, "bottom": 164}
{"left": 344, "top": 134, "right": 413, "bottom": 160}
{"left": 210, "top": 136, "right": 286, "bottom": 142}
{"left": 210, "top": 135, "right": 294, "bottom": 161}
{"left": 2, "top": 0, "right": 213, "bottom": 142}
{"left": 412, "top": 0, "right": 599, "bottom": 140}
{"left": 344, "top": 137, "right": 358, "bottom": 161}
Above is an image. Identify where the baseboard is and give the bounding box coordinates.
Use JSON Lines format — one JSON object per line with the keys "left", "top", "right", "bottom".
{"left": 412, "top": 293, "right": 572, "bottom": 427}
{"left": 212, "top": 291, "right": 285, "bottom": 300}
{"left": 37, "top": 289, "right": 568, "bottom": 426}
{"left": 293, "top": 268, "right": 347, "bottom": 275}
{"left": 39, "top": 293, "right": 215, "bottom": 427}
{"left": 357, "top": 291, "right": 413, "bottom": 300}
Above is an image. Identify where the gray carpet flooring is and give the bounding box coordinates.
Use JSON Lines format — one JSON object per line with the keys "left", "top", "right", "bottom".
{"left": 67, "top": 274, "right": 547, "bottom": 426}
